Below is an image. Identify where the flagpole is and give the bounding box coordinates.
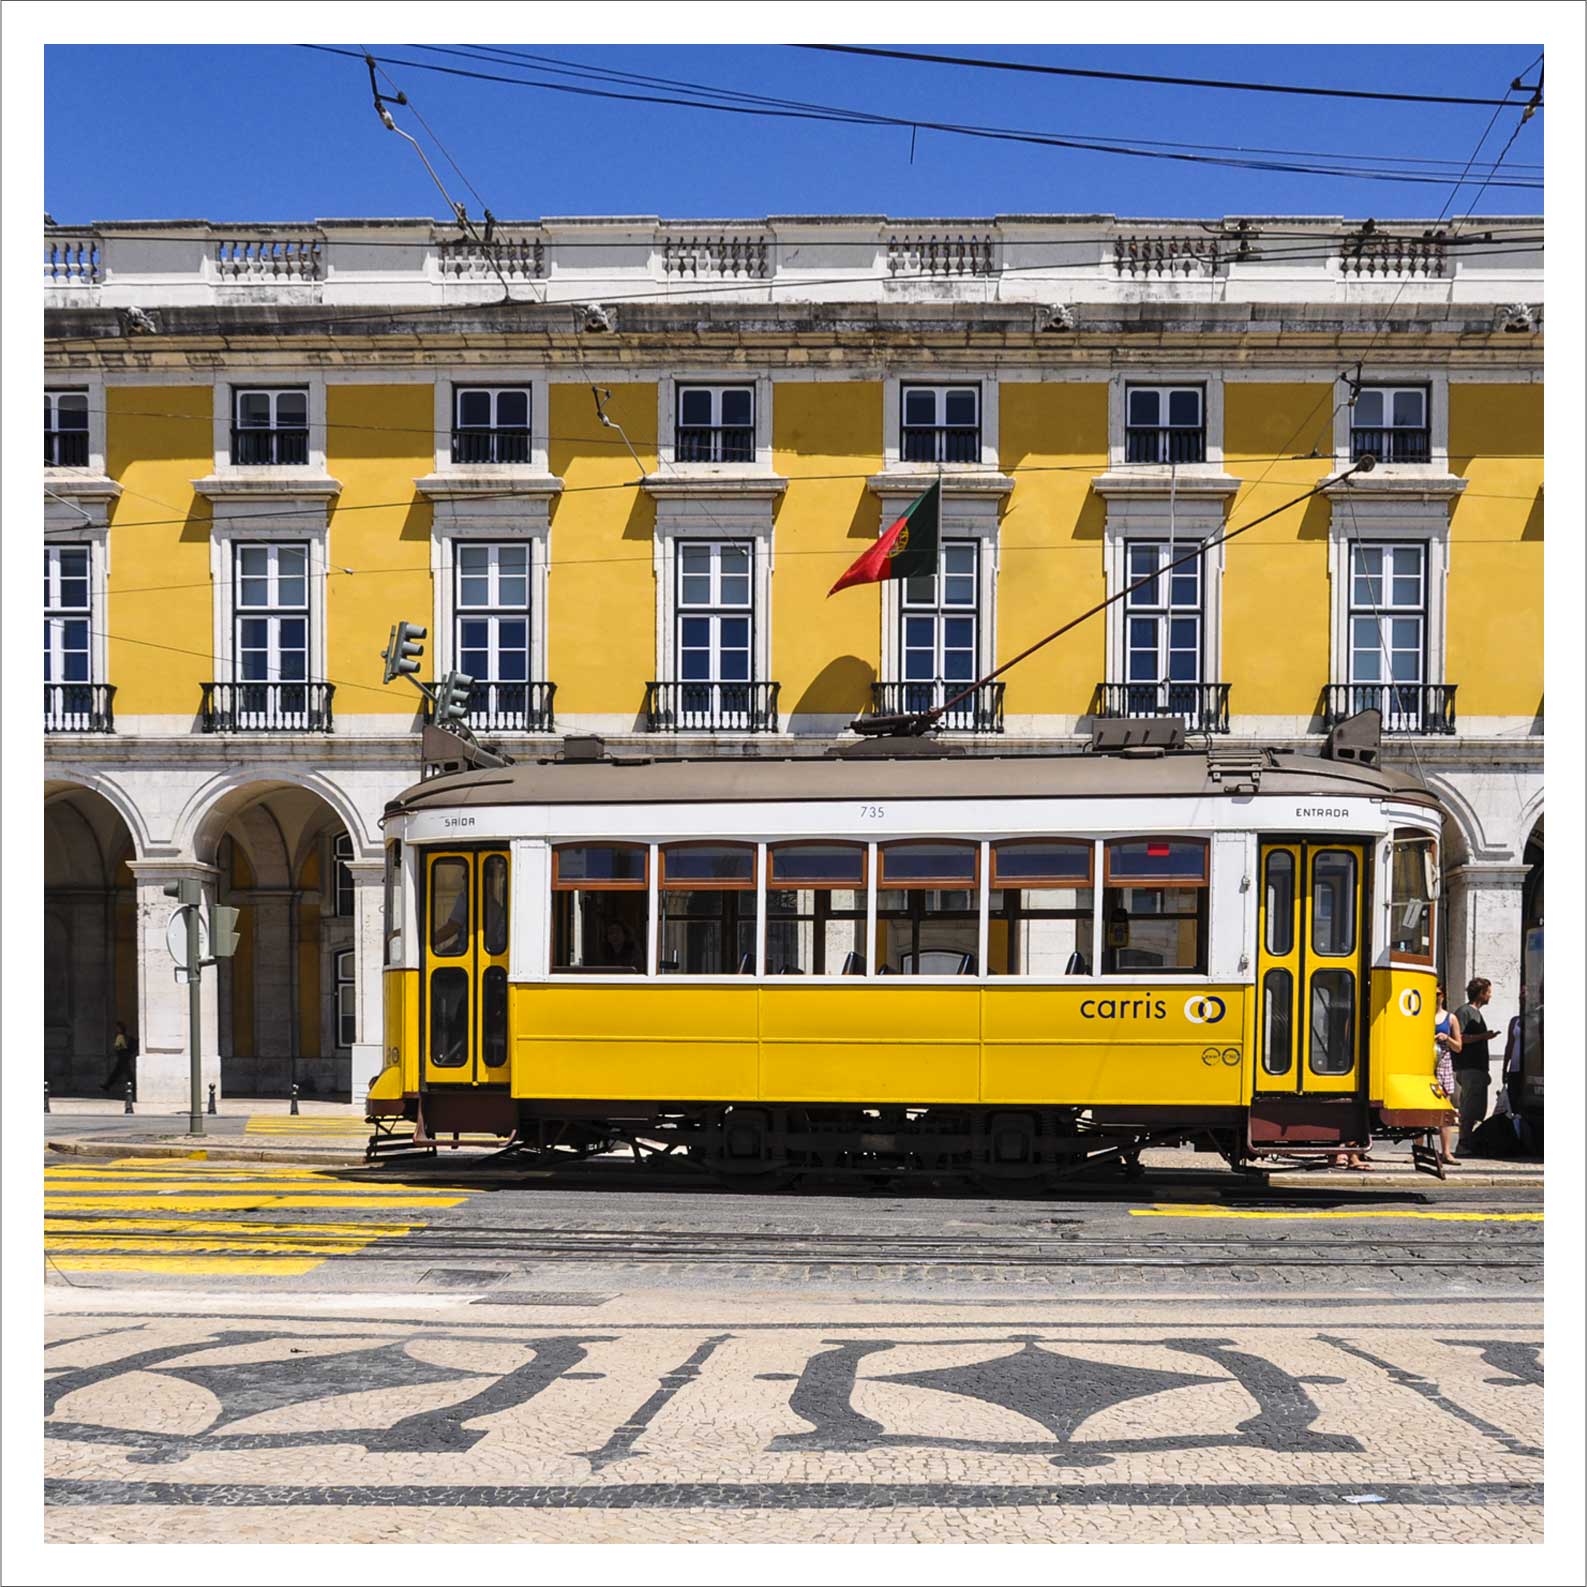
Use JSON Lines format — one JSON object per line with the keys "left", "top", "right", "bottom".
{"left": 885, "top": 459, "right": 1375, "bottom": 737}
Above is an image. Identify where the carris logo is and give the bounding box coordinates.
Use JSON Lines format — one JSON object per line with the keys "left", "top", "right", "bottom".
{"left": 1184, "top": 995, "right": 1228, "bottom": 1025}
{"left": 1399, "top": 987, "right": 1423, "bottom": 1017}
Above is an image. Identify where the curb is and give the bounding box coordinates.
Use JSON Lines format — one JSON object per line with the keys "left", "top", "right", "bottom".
{"left": 48, "top": 1136, "right": 1543, "bottom": 1188}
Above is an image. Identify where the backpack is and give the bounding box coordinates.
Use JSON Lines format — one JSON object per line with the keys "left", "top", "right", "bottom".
{"left": 125, "top": 1033, "right": 139, "bottom": 1059}
{"left": 1467, "top": 1114, "right": 1521, "bottom": 1158}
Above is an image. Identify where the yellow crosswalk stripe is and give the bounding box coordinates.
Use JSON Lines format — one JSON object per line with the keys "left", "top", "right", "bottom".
{"left": 245, "top": 1116, "right": 386, "bottom": 1135}
{"left": 44, "top": 1156, "right": 475, "bottom": 1275}
{"left": 1132, "top": 1204, "right": 1542, "bottom": 1222}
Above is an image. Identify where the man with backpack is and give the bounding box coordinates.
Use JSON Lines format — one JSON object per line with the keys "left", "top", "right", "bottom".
{"left": 101, "top": 1019, "right": 137, "bottom": 1097}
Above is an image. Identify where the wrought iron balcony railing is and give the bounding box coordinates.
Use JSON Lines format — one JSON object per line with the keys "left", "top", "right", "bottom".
{"left": 900, "top": 426, "right": 980, "bottom": 464}
{"left": 1124, "top": 426, "right": 1207, "bottom": 465}
{"left": 426, "top": 680, "right": 557, "bottom": 734}
{"left": 1094, "top": 681, "right": 1232, "bottom": 734}
{"left": 450, "top": 427, "right": 532, "bottom": 465}
{"left": 644, "top": 680, "right": 780, "bottom": 733}
{"left": 230, "top": 427, "right": 310, "bottom": 466}
{"left": 201, "top": 681, "right": 334, "bottom": 733}
{"left": 1324, "top": 683, "right": 1457, "bottom": 736}
{"left": 1349, "top": 426, "right": 1431, "bottom": 464}
{"left": 869, "top": 680, "right": 1005, "bottom": 734}
{"left": 45, "top": 683, "right": 115, "bottom": 733}
{"left": 45, "top": 431, "right": 90, "bottom": 468}
{"left": 676, "top": 426, "right": 755, "bottom": 463}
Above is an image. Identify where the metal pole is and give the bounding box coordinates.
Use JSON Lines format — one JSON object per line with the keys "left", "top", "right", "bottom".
{"left": 187, "top": 903, "right": 204, "bottom": 1137}
{"left": 44, "top": 1081, "right": 51, "bottom": 1114}
{"left": 124, "top": 1081, "right": 135, "bottom": 1115}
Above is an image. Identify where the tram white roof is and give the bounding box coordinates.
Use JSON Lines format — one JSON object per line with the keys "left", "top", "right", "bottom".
{"left": 386, "top": 749, "right": 1436, "bottom": 816}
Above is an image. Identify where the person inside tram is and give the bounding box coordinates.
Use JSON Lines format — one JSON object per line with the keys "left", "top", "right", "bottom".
{"left": 600, "top": 916, "right": 641, "bottom": 971}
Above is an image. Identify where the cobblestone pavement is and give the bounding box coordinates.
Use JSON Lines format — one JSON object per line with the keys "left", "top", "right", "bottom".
{"left": 40, "top": 1153, "right": 1544, "bottom": 1544}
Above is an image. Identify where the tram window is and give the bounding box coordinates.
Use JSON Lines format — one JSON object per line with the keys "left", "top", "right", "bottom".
{"left": 1101, "top": 887, "right": 1207, "bottom": 975}
{"left": 880, "top": 841, "right": 978, "bottom": 886}
{"left": 1261, "top": 968, "right": 1293, "bottom": 1075}
{"left": 661, "top": 843, "right": 756, "bottom": 975}
{"left": 990, "top": 840, "right": 1092, "bottom": 885}
{"left": 1390, "top": 831, "right": 1437, "bottom": 963}
{"left": 384, "top": 840, "right": 402, "bottom": 967}
{"left": 429, "top": 859, "right": 469, "bottom": 958}
{"left": 429, "top": 967, "right": 469, "bottom": 1067}
{"left": 1264, "top": 851, "right": 1295, "bottom": 956}
{"left": 877, "top": 890, "right": 979, "bottom": 975}
{"left": 1105, "top": 838, "right": 1208, "bottom": 884}
{"left": 551, "top": 843, "right": 648, "bottom": 973}
{"left": 1308, "top": 969, "right": 1356, "bottom": 1075}
{"left": 483, "top": 854, "right": 508, "bottom": 956}
{"left": 767, "top": 845, "right": 865, "bottom": 974}
{"left": 989, "top": 888, "right": 1093, "bottom": 976}
{"left": 1311, "top": 850, "right": 1358, "bottom": 957}
{"left": 481, "top": 966, "right": 508, "bottom": 1067}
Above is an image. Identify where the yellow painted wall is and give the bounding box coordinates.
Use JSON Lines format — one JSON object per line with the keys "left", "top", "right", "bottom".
{"left": 546, "top": 383, "right": 656, "bottom": 715}
{"left": 1448, "top": 384, "right": 1544, "bottom": 715}
{"left": 325, "top": 385, "right": 434, "bottom": 716}
{"left": 105, "top": 386, "right": 213, "bottom": 715}
{"left": 1221, "top": 383, "right": 1333, "bottom": 714}
{"left": 772, "top": 382, "right": 883, "bottom": 714}
{"left": 998, "top": 383, "right": 1108, "bottom": 714}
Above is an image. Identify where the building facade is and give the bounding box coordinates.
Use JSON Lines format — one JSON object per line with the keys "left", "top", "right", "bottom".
{"left": 43, "top": 214, "right": 1543, "bottom": 1106}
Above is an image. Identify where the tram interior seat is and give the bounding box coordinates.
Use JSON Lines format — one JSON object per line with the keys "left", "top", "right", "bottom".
{"left": 1064, "top": 950, "right": 1091, "bottom": 975}
{"left": 900, "top": 950, "right": 977, "bottom": 976}
{"left": 840, "top": 952, "right": 866, "bottom": 975}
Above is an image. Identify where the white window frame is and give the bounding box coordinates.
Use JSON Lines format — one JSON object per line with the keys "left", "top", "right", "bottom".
{"left": 1346, "top": 541, "right": 1428, "bottom": 688}
{"left": 897, "top": 539, "right": 983, "bottom": 691}
{"left": 433, "top": 370, "right": 551, "bottom": 475}
{"left": 44, "top": 390, "right": 91, "bottom": 470}
{"left": 44, "top": 372, "right": 107, "bottom": 475}
{"left": 332, "top": 832, "right": 355, "bottom": 919}
{"left": 1332, "top": 371, "right": 1449, "bottom": 474}
{"left": 658, "top": 373, "right": 773, "bottom": 473}
{"left": 897, "top": 382, "right": 982, "bottom": 466}
{"left": 44, "top": 544, "right": 95, "bottom": 686}
{"left": 1122, "top": 384, "right": 1208, "bottom": 465}
{"left": 675, "top": 539, "right": 757, "bottom": 684}
{"left": 1346, "top": 383, "right": 1433, "bottom": 467}
{"left": 334, "top": 948, "right": 356, "bottom": 1050}
{"left": 1108, "top": 372, "right": 1224, "bottom": 471}
{"left": 232, "top": 541, "right": 312, "bottom": 684}
{"left": 209, "top": 516, "right": 329, "bottom": 685}
{"left": 881, "top": 373, "right": 1000, "bottom": 474}
{"left": 432, "top": 528, "right": 550, "bottom": 687}
{"left": 1122, "top": 539, "right": 1207, "bottom": 689}
{"left": 451, "top": 383, "right": 534, "bottom": 466}
{"left": 652, "top": 520, "right": 775, "bottom": 689}
{"left": 454, "top": 540, "right": 537, "bottom": 706}
{"left": 674, "top": 383, "right": 758, "bottom": 464}
{"left": 212, "top": 372, "right": 328, "bottom": 473}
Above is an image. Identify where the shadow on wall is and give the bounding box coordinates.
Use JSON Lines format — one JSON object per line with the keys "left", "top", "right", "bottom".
{"left": 1520, "top": 489, "right": 1543, "bottom": 542}
{"left": 791, "top": 655, "right": 876, "bottom": 718}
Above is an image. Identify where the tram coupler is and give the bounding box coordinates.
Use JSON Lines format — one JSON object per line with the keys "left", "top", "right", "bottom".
{"left": 123, "top": 1082, "right": 135, "bottom": 1115}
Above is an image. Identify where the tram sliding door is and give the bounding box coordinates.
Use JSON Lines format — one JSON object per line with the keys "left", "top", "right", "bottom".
{"left": 1256, "top": 840, "right": 1369, "bottom": 1102}
{"left": 422, "top": 848, "right": 512, "bottom": 1089}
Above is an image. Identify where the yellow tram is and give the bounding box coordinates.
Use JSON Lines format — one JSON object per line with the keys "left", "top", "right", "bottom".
{"left": 369, "top": 743, "right": 1450, "bottom": 1181}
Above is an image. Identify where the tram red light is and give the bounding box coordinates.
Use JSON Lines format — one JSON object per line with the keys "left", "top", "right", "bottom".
{"left": 1146, "top": 842, "right": 1172, "bottom": 858}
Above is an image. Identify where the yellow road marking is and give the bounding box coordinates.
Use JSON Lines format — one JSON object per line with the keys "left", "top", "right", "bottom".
{"left": 1131, "top": 1204, "right": 1542, "bottom": 1222}
{"left": 46, "top": 1255, "right": 327, "bottom": 1276}
{"left": 245, "top": 1118, "right": 384, "bottom": 1134}
{"left": 45, "top": 1219, "right": 415, "bottom": 1236}
{"left": 44, "top": 1195, "right": 468, "bottom": 1211}
{"left": 45, "top": 1179, "right": 471, "bottom": 1195}
{"left": 57, "top": 1163, "right": 329, "bottom": 1176}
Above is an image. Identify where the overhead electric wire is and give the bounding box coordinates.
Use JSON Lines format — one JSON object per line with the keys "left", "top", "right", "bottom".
{"left": 298, "top": 47, "right": 1542, "bottom": 191}
{"left": 798, "top": 44, "right": 1542, "bottom": 110}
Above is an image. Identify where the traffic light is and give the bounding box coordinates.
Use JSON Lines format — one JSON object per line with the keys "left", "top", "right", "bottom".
{"left": 209, "top": 905, "right": 241, "bottom": 960}
{"left": 381, "top": 621, "right": 427, "bottom": 685}
{"left": 434, "top": 670, "right": 475, "bottom": 725}
{"left": 162, "top": 878, "right": 202, "bottom": 906}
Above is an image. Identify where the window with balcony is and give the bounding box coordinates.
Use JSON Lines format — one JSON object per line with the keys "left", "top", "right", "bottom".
{"left": 676, "top": 385, "right": 754, "bottom": 463}
{"left": 453, "top": 541, "right": 552, "bottom": 731}
{"left": 45, "top": 390, "right": 89, "bottom": 467}
{"left": 232, "top": 388, "right": 309, "bottom": 466}
{"left": 1125, "top": 386, "right": 1206, "bottom": 464}
{"left": 1350, "top": 386, "right": 1430, "bottom": 464}
{"left": 900, "top": 384, "right": 980, "bottom": 463}
{"left": 646, "top": 540, "right": 777, "bottom": 731}
{"left": 1332, "top": 541, "right": 1452, "bottom": 733}
{"left": 45, "top": 545, "right": 111, "bottom": 731}
{"left": 887, "top": 540, "right": 998, "bottom": 730}
{"left": 452, "top": 385, "right": 531, "bottom": 465}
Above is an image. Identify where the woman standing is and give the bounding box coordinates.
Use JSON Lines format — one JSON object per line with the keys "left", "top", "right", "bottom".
{"left": 1433, "top": 983, "right": 1462, "bottom": 1165}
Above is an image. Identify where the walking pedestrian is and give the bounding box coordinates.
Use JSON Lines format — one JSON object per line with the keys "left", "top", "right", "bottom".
{"left": 1432, "top": 982, "right": 1461, "bottom": 1165}
{"left": 1452, "top": 977, "right": 1501, "bottom": 1153}
{"left": 101, "top": 1019, "right": 137, "bottom": 1096}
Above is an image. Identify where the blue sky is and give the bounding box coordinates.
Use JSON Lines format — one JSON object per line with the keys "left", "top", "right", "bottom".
{"left": 45, "top": 43, "right": 1543, "bottom": 223}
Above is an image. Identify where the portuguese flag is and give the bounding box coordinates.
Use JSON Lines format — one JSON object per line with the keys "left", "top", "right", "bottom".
{"left": 828, "top": 481, "right": 941, "bottom": 596}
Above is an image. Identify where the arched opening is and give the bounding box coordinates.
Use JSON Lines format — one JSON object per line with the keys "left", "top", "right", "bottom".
{"left": 44, "top": 785, "right": 138, "bottom": 1095}
{"left": 194, "top": 782, "right": 359, "bottom": 1100}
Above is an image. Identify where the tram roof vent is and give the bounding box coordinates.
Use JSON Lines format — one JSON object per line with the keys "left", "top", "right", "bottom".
{"left": 561, "top": 735, "right": 608, "bottom": 763}
{"left": 1086, "top": 718, "right": 1185, "bottom": 754}
{"left": 1325, "top": 709, "right": 1382, "bottom": 766}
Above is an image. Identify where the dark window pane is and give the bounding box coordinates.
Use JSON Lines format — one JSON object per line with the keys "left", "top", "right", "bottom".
{"left": 1127, "top": 388, "right": 1159, "bottom": 426}
{"left": 663, "top": 844, "right": 754, "bottom": 883}
{"left": 679, "top": 389, "right": 713, "bottom": 426}
{"left": 1308, "top": 969, "right": 1356, "bottom": 1075}
{"left": 483, "top": 854, "right": 509, "bottom": 955}
{"left": 903, "top": 389, "right": 937, "bottom": 426}
{"left": 720, "top": 388, "right": 753, "bottom": 426}
{"left": 429, "top": 967, "right": 469, "bottom": 1067}
{"left": 1311, "top": 850, "right": 1358, "bottom": 956}
{"left": 481, "top": 966, "right": 508, "bottom": 1067}
{"left": 881, "top": 842, "right": 977, "bottom": 884}
{"left": 1108, "top": 839, "right": 1208, "bottom": 882}
{"left": 994, "top": 841, "right": 1092, "bottom": 883}
{"left": 1262, "top": 968, "right": 1293, "bottom": 1076}
{"left": 1264, "top": 851, "right": 1295, "bottom": 955}
{"left": 430, "top": 859, "right": 470, "bottom": 957}
{"left": 1167, "top": 389, "right": 1201, "bottom": 426}
{"left": 276, "top": 391, "right": 308, "bottom": 424}
{"left": 944, "top": 389, "right": 977, "bottom": 425}
{"left": 770, "top": 844, "right": 865, "bottom": 885}
{"left": 457, "top": 390, "right": 492, "bottom": 427}
{"left": 496, "top": 389, "right": 529, "bottom": 427}
{"left": 555, "top": 845, "right": 646, "bottom": 884}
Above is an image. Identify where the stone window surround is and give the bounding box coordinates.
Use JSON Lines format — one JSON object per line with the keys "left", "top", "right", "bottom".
{"left": 431, "top": 369, "right": 553, "bottom": 477}
{"left": 209, "top": 370, "right": 330, "bottom": 475}
{"left": 656, "top": 371, "right": 775, "bottom": 476}
{"left": 643, "top": 477, "right": 787, "bottom": 689}
{"left": 881, "top": 371, "right": 1001, "bottom": 474}
{"left": 1333, "top": 369, "right": 1450, "bottom": 474}
{"left": 44, "top": 470, "right": 122, "bottom": 691}
{"left": 1108, "top": 371, "right": 1225, "bottom": 472}
{"left": 44, "top": 369, "right": 109, "bottom": 477}
{"left": 1322, "top": 473, "right": 1467, "bottom": 690}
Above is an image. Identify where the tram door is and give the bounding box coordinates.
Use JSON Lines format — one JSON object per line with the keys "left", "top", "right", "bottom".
{"left": 1256, "top": 841, "right": 1369, "bottom": 1097}
{"left": 422, "top": 848, "right": 512, "bottom": 1089}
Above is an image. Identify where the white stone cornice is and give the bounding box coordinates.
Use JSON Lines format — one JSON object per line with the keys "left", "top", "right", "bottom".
{"left": 867, "top": 470, "right": 1014, "bottom": 500}
{"left": 44, "top": 473, "right": 122, "bottom": 503}
{"left": 1321, "top": 471, "right": 1467, "bottom": 503}
{"left": 414, "top": 472, "right": 564, "bottom": 502}
{"left": 45, "top": 474, "right": 121, "bottom": 531}
{"left": 191, "top": 473, "right": 342, "bottom": 502}
{"left": 1090, "top": 471, "right": 1242, "bottom": 501}
{"left": 642, "top": 474, "right": 788, "bottom": 502}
